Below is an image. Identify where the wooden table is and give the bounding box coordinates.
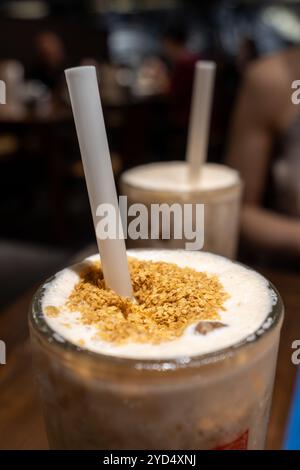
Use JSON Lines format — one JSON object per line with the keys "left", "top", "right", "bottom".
{"left": 0, "top": 266, "right": 299, "bottom": 450}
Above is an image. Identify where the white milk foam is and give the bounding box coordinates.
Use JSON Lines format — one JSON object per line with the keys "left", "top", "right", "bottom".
{"left": 42, "top": 250, "right": 276, "bottom": 360}
{"left": 121, "top": 162, "right": 240, "bottom": 192}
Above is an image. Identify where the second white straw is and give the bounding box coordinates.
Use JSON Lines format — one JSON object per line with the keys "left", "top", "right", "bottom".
{"left": 186, "top": 61, "right": 216, "bottom": 182}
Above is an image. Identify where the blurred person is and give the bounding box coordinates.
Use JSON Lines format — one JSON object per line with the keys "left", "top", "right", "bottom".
{"left": 236, "top": 37, "right": 259, "bottom": 74}
{"left": 28, "top": 31, "right": 66, "bottom": 91}
{"left": 227, "top": 47, "right": 300, "bottom": 258}
{"left": 162, "top": 24, "right": 201, "bottom": 128}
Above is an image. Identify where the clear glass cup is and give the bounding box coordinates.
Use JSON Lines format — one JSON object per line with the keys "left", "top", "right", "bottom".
{"left": 29, "top": 261, "right": 283, "bottom": 450}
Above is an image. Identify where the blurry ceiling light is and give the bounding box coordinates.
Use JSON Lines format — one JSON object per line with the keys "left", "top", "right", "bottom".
{"left": 93, "top": 0, "right": 133, "bottom": 14}
{"left": 4, "top": 1, "right": 49, "bottom": 20}
{"left": 262, "top": 6, "right": 300, "bottom": 43}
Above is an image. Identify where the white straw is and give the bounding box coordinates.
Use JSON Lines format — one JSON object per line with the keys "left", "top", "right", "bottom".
{"left": 186, "top": 61, "right": 216, "bottom": 181}
{"left": 65, "top": 66, "right": 132, "bottom": 298}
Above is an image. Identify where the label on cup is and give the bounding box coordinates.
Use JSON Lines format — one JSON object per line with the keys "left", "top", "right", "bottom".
{"left": 213, "top": 430, "right": 249, "bottom": 450}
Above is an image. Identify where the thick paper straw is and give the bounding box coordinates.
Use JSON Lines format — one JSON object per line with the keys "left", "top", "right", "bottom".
{"left": 186, "top": 61, "right": 216, "bottom": 181}
{"left": 65, "top": 66, "right": 132, "bottom": 298}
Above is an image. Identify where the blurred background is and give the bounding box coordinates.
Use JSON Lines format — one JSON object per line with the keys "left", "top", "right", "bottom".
{"left": 0, "top": 0, "right": 300, "bottom": 305}
{"left": 0, "top": 0, "right": 300, "bottom": 451}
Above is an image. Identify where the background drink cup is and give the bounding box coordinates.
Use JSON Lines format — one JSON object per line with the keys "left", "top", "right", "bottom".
{"left": 121, "top": 61, "right": 242, "bottom": 258}
{"left": 120, "top": 162, "right": 242, "bottom": 259}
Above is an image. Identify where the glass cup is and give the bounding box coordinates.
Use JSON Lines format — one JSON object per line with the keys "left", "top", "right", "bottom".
{"left": 29, "top": 262, "right": 283, "bottom": 450}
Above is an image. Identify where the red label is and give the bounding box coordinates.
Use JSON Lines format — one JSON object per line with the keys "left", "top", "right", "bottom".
{"left": 213, "top": 430, "right": 249, "bottom": 450}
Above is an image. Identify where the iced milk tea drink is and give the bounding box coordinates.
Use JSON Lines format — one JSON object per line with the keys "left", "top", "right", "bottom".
{"left": 30, "top": 249, "right": 283, "bottom": 449}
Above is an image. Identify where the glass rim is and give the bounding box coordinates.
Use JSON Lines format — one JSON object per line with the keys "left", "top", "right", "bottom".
{"left": 30, "top": 258, "right": 283, "bottom": 372}
{"left": 121, "top": 162, "right": 242, "bottom": 195}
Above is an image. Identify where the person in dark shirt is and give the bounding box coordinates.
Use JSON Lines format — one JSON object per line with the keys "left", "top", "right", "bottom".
{"left": 162, "top": 25, "right": 200, "bottom": 128}
{"left": 29, "top": 31, "right": 66, "bottom": 91}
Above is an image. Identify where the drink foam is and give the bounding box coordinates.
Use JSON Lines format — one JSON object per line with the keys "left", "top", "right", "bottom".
{"left": 42, "top": 250, "right": 276, "bottom": 360}
{"left": 121, "top": 162, "right": 240, "bottom": 192}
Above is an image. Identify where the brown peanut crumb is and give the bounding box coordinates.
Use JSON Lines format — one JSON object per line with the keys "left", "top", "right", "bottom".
{"left": 195, "top": 321, "right": 227, "bottom": 335}
{"left": 66, "top": 258, "right": 229, "bottom": 345}
{"left": 44, "top": 306, "right": 60, "bottom": 317}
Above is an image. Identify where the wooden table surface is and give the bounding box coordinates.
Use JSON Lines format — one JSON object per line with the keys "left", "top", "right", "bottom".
{"left": 0, "top": 265, "right": 299, "bottom": 450}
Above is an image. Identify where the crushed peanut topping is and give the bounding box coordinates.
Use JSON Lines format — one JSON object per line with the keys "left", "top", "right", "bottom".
{"left": 44, "top": 306, "right": 60, "bottom": 317}
{"left": 65, "top": 258, "right": 229, "bottom": 345}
